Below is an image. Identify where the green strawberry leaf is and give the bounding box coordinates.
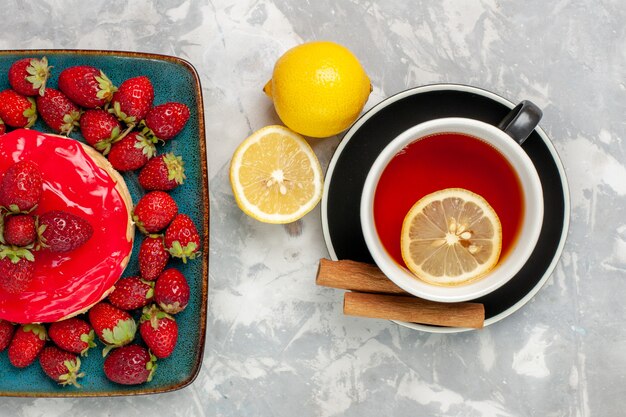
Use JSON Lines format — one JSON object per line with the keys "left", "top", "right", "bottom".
{"left": 163, "top": 153, "right": 186, "bottom": 184}
{"left": 139, "top": 120, "right": 158, "bottom": 143}
{"left": 95, "top": 138, "right": 113, "bottom": 155}
{"left": 59, "top": 358, "right": 84, "bottom": 388}
{"left": 25, "top": 57, "right": 51, "bottom": 96}
{"left": 95, "top": 71, "right": 117, "bottom": 101}
{"left": 23, "top": 323, "right": 47, "bottom": 340}
{"left": 168, "top": 241, "right": 198, "bottom": 263}
{"left": 61, "top": 111, "right": 80, "bottom": 136}
{"left": 0, "top": 245, "right": 34, "bottom": 262}
{"left": 146, "top": 353, "right": 157, "bottom": 382}
{"left": 23, "top": 98, "right": 37, "bottom": 128}
{"left": 101, "top": 318, "right": 136, "bottom": 347}
{"left": 79, "top": 330, "right": 97, "bottom": 356}
{"left": 134, "top": 134, "right": 157, "bottom": 159}
{"left": 109, "top": 101, "right": 136, "bottom": 125}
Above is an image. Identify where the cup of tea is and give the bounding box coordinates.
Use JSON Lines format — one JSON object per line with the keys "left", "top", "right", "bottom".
{"left": 360, "top": 101, "right": 544, "bottom": 303}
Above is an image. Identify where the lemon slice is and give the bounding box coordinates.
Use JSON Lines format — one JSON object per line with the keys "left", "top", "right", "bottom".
{"left": 400, "top": 188, "right": 502, "bottom": 286}
{"left": 229, "top": 125, "right": 323, "bottom": 224}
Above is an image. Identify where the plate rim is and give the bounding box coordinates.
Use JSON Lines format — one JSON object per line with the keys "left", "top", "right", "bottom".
{"left": 321, "top": 83, "right": 570, "bottom": 333}
{"left": 0, "top": 49, "right": 209, "bottom": 396}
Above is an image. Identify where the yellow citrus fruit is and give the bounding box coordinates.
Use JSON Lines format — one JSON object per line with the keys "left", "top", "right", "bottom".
{"left": 400, "top": 188, "right": 502, "bottom": 286}
{"left": 263, "top": 41, "right": 371, "bottom": 138}
{"left": 229, "top": 125, "right": 323, "bottom": 224}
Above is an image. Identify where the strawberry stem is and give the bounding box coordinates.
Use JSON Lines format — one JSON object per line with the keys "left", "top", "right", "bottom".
{"left": 116, "top": 123, "right": 135, "bottom": 142}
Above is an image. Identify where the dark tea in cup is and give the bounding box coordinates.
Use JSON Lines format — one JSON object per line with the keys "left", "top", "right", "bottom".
{"left": 373, "top": 132, "right": 524, "bottom": 268}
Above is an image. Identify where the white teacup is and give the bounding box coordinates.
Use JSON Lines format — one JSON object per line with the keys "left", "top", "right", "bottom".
{"left": 360, "top": 103, "right": 544, "bottom": 303}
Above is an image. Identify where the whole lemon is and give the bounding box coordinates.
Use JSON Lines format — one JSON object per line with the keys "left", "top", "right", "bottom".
{"left": 263, "top": 41, "right": 371, "bottom": 138}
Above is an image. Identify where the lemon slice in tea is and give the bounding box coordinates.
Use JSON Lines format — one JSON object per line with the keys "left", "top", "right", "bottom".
{"left": 229, "top": 125, "right": 323, "bottom": 224}
{"left": 400, "top": 188, "right": 502, "bottom": 286}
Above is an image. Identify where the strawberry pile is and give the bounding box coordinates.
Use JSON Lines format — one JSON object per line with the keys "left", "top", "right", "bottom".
{"left": 0, "top": 56, "right": 202, "bottom": 387}
{"left": 0, "top": 269, "right": 190, "bottom": 386}
{"left": 0, "top": 58, "right": 190, "bottom": 187}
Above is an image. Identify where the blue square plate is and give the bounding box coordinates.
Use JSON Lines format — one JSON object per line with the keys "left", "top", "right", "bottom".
{"left": 0, "top": 50, "right": 208, "bottom": 396}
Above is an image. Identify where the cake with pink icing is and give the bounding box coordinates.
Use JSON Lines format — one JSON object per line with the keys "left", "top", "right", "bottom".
{"left": 0, "top": 129, "right": 134, "bottom": 323}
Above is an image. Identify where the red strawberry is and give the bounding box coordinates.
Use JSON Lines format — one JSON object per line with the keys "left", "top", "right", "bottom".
{"left": 0, "top": 160, "right": 43, "bottom": 212}
{"left": 164, "top": 213, "right": 200, "bottom": 263}
{"left": 39, "top": 210, "right": 93, "bottom": 252}
{"left": 88, "top": 302, "right": 137, "bottom": 355}
{"left": 48, "top": 317, "right": 97, "bottom": 356}
{"left": 36, "top": 88, "right": 81, "bottom": 135}
{"left": 58, "top": 65, "right": 117, "bottom": 108}
{"left": 108, "top": 132, "right": 156, "bottom": 172}
{"left": 80, "top": 109, "right": 122, "bottom": 155}
{"left": 108, "top": 276, "right": 154, "bottom": 311}
{"left": 39, "top": 346, "right": 85, "bottom": 387}
{"left": 0, "top": 90, "right": 37, "bottom": 128}
{"left": 0, "top": 258, "right": 35, "bottom": 294}
{"left": 103, "top": 344, "right": 156, "bottom": 385}
{"left": 141, "top": 102, "right": 190, "bottom": 142}
{"left": 138, "top": 153, "right": 186, "bottom": 191}
{"left": 8, "top": 323, "right": 47, "bottom": 368}
{"left": 139, "top": 305, "right": 178, "bottom": 359}
{"left": 8, "top": 57, "right": 52, "bottom": 96}
{"left": 3, "top": 213, "right": 37, "bottom": 246}
{"left": 0, "top": 118, "right": 5, "bottom": 135}
{"left": 133, "top": 191, "right": 178, "bottom": 234}
{"left": 109, "top": 76, "right": 154, "bottom": 125}
{"left": 154, "top": 268, "right": 190, "bottom": 314}
{"left": 138, "top": 235, "right": 170, "bottom": 281}
{"left": 0, "top": 319, "right": 15, "bottom": 352}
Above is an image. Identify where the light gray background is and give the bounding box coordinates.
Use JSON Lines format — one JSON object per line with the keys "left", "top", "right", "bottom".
{"left": 1, "top": 0, "right": 624, "bottom": 416}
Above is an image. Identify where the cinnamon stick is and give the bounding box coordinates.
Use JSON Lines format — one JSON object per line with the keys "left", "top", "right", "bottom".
{"left": 316, "top": 258, "right": 407, "bottom": 295}
{"left": 316, "top": 258, "right": 485, "bottom": 328}
{"left": 344, "top": 292, "right": 485, "bottom": 329}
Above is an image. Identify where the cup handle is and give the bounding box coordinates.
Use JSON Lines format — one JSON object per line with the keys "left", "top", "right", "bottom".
{"left": 497, "top": 100, "right": 543, "bottom": 145}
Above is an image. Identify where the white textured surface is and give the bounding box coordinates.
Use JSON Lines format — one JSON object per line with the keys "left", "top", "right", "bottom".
{"left": 1, "top": 0, "right": 624, "bottom": 415}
